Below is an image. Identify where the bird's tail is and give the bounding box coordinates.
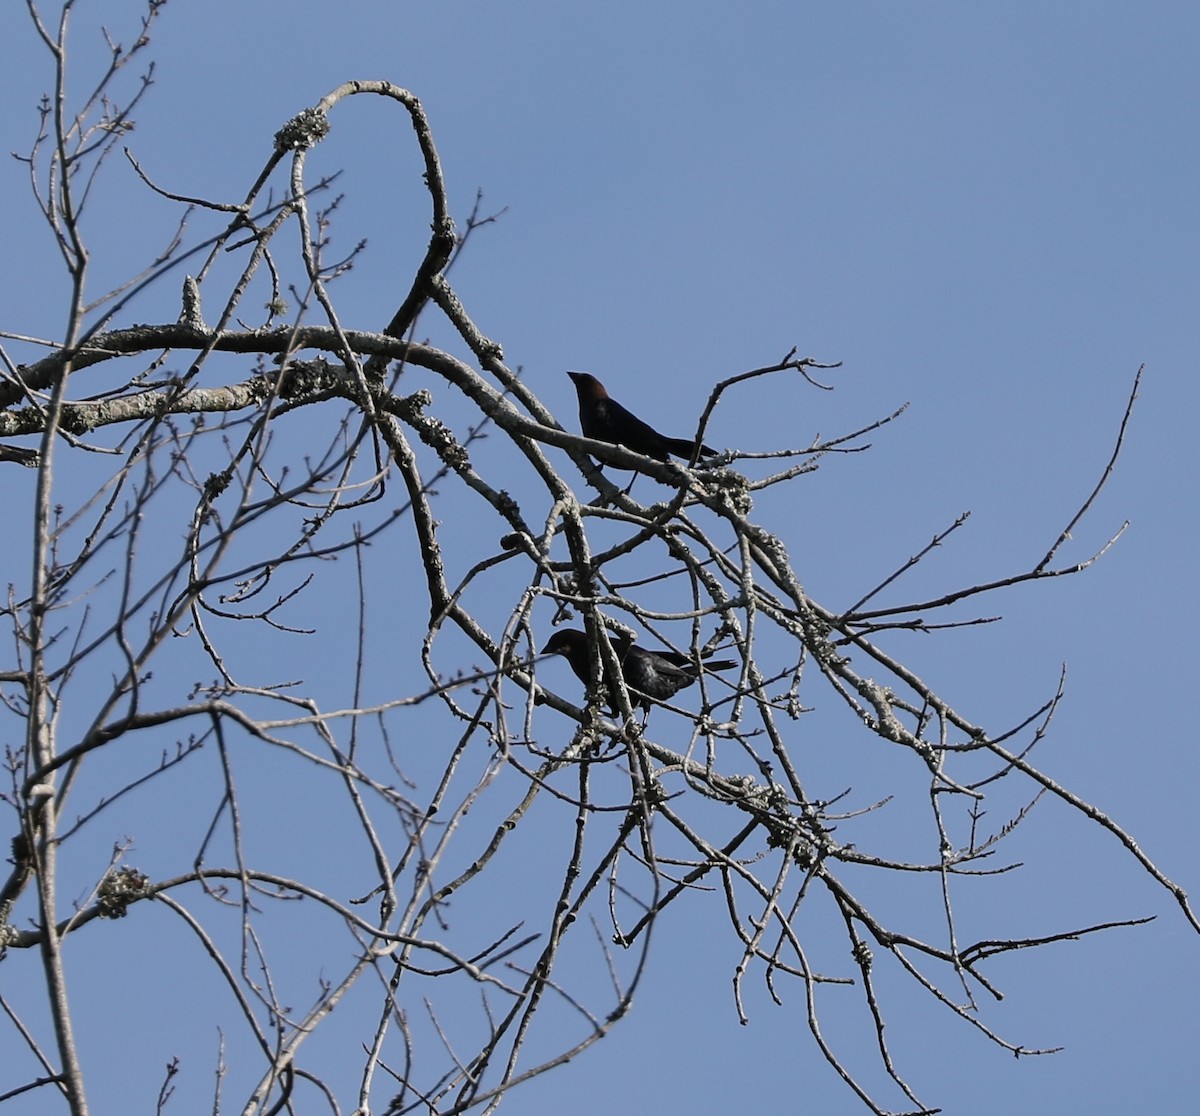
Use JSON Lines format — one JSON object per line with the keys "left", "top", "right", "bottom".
{"left": 697, "top": 659, "right": 737, "bottom": 672}
{"left": 663, "top": 436, "right": 716, "bottom": 461}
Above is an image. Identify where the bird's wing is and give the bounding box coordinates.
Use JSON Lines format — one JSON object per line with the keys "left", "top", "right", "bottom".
{"left": 646, "top": 648, "right": 736, "bottom": 672}
{"left": 597, "top": 398, "right": 671, "bottom": 458}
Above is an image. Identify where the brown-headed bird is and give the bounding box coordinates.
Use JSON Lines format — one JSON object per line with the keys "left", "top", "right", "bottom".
{"left": 540, "top": 627, "right": 736, "bottom": 712}
{"left": 566, "top": 372, "right": 717, "bottom": 467}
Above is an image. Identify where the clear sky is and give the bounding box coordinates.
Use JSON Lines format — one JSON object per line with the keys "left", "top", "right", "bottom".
{"left": 2, "top": 2, "right": 1197, "bottom": 1114}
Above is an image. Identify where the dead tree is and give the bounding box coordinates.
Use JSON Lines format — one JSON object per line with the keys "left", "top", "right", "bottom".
{"left": 0, "top": 6, "right": 1190, "bottom": 1115}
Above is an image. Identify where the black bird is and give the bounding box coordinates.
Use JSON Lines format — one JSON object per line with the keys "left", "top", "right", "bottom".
{"left": 566, "top": 372, "right": 717, "bottom": 468}
{"left": 540, "top": 627, "right": 736, "bottom": 712}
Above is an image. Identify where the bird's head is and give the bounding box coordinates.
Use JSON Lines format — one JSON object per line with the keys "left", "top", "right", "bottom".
{"left": 566, "top": 371, "right": 609, "bottom": 399}
{"left": 540, "top": 628, "right": 589, "bottom": 658}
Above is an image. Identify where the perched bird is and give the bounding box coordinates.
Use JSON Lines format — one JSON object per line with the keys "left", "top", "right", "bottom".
{"left": 566, "top": 372, "right": 717, "bottom": 468}
{"left": 540, "top": 627, "right": 736, "bottom": 712}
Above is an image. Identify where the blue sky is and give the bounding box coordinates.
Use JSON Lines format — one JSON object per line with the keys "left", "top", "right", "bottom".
{"left": 2, "top": 2, "right": 1197, "bottom": 1113}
